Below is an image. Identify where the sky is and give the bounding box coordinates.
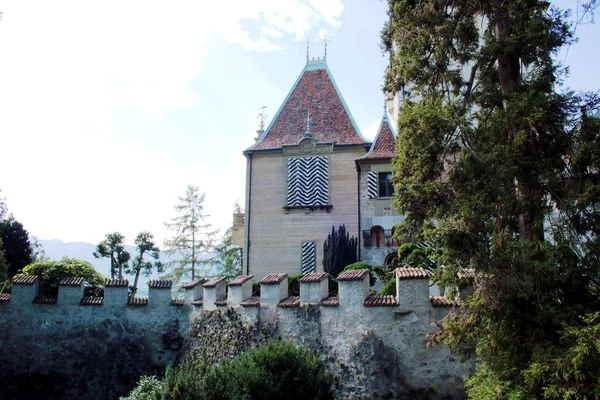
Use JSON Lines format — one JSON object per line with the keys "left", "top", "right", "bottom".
{"left": 0, "top": 0, "right": 598, "bottom": 247}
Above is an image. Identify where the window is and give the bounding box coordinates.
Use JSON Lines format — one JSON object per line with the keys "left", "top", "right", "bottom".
{"left": 378, "top": 172, "right": 394, "bottom": 198}
{"left": 370, "top": 226, "right": 385, "bottom": 248}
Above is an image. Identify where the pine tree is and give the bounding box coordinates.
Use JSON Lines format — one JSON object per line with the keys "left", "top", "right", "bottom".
{"left": 164, "top": 185, "right": 216, "bottom": 281}
{"left": 383, "top": 0, "right": 600, "bottom": 397}
{"left": 125, "top": 231, "right": 163, "bottom": 297}
{"left": 322, "top": 224, "right": 358, "bottom": 278}
{"left": 93, "top": 232, "right": 131, "bottom": 279}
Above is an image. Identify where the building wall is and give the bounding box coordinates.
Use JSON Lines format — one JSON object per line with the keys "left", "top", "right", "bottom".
{"left": 358, "top": 161, "right": 404, "bottom": 266}
{"left": 245, "top": 147, "right": 365, "bottom": 280}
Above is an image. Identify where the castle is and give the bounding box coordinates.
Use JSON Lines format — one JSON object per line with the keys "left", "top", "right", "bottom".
{"left": 241, "top": 55, "right": 403, "bottom": 280}
{"left": 0, "top": 270, "right": 471, "bottom": 399}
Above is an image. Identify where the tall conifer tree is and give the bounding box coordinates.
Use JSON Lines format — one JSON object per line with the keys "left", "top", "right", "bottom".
{"left": 384, "top": 0, "right": 600, "bottom": 397}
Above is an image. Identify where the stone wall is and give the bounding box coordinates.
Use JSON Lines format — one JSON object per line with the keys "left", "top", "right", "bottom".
{"left": 0, "top": 270, "right": 472, "bottom": 399}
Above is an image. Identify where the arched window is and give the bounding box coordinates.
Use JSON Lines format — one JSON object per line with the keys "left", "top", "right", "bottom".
{"left": 370, "top": 225, "right": 385, "bottom": 248}
{"left": 384, "top": 253, "right": 400, "bottom": 270}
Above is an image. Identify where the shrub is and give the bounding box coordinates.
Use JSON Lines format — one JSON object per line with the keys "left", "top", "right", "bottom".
{"left": 252, "top": 282, "right": 261, "bottom": 297}
{"left": 343, "top": 262, "right": 376, "bottom": 286}
{"left": 379, "top": 279, "right": 396, "bottom": 296}
{"left": 288, "top": 274, "right": 304, "bottom": 296}
{"left": 119, "top": 376, "right": 163, "bottom": 400}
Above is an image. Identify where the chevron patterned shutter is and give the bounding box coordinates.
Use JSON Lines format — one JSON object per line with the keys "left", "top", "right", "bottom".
{"left": 301, "top": 242, "right": 316, "bottom": 274}
{"left": 287, "top": 156, "right": 329, "bottom": 206}
{"left": 367, "top": 171, "right": 378, "bottom": 198}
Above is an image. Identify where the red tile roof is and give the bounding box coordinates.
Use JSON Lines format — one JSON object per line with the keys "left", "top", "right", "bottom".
{"left": 299, "top": 272, "right": 328, "bottom": 283}
{"left": 396, "top": 268, "right": 430, "bottom": 280}
{"left": 246, "top": 64, "right": 368, "bottom": 152}
{"left": 215, "top": 299, "right": 228, "bottom": 306}
{"left": 279, "top": 296, "right": 300, "bottom": 308}
{"left": 240, "top": 296, "right": 260, "bottom": 307}
{"left": 0, "top": 293, "right": 11, "bottom": 303}
{"left": 128, "top": 296, "right": 148, "bottom": 306}
{"left": 80, "top": 296, "right": 103, "bottom": 306}
{"left": 319, "top": 297, "right": 340, "bottom": 307}
{"left": 260, "top": 273, "right": 288, "bottom": 285}
{"left": 338, "top": 269, "right": 369, "bottom": 281}
{"left": 228, "top": 275, "right": 254, "bottom": 286}
{"left": 149, "top": 280, "right": 172, "bottom": 289}
{"left": 182, "top": 279, "right": 206, "bottom": 289}
{"left": 364, "top": 295, "right": 398, "bottom": 307}
{"left": 430, "top": 296, "right": 458, "bottom": 307}
{"left": 358, "top": 116, "right": 396, "bottom": 160}
{"left": 59, "top": 277, "right": 85, "bottom": 286}
{"left": 105, "top": 278, "right": 129, "bottom": 287}
{"left": 34, "top": 295, "right": 57, "bottom": 304}
{"left": 12, "top": 275, "right": 39, "bottom": 285}
{"left": 203, "top": 276, "right": 226, "bottom": 288}
{"left": 191, "top": 299, "right": 204, "bottom": 307}
{"left": 457, "top": 269, "right": 476, "bottom": 279}
{"left": 171, "top": 299, "right": 184, "bottom": 306}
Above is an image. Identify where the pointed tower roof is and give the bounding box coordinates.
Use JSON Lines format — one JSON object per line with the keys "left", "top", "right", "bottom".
{"left": 245, "top": 59, "right": 369, "bottom": 153}
{"left": 357, "top": 109, "right": 397, "bottom": 161}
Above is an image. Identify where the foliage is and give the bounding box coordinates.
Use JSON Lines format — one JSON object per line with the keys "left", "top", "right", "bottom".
{"left": 372, "top": 265, "right": 394, "bottom": 284}
{"left": 163, "top": 185, "right": 217, "bottom": 281}
{"left": 384, "top": 0, "right": 600, "bottom": 397}
{"left": 397, "top": 243, "right": 437, "bottom": 274}
{"left": 343, "top": 262, "right": 376, "bottom": 286}
{"left": 322, "top": 224, "right": 358, "bottom": 278}
{"left": 29, "top": 237, "right": 47, "bottom": 262}
{"left": 18, "top": 257, "right": 105, "bottom": 296}
{"left": 379, "top": 279, "right": 397, "bottom": 297}
{"left": 94, "top": 232, "right": 131, "bottom": 280}
{"left": 0, "top": 217, "right": 32, "bottom": 278}
{"left": 119, "top": 376, "right": 163, "bottom": 400}
{"left": 125, "top": 232, "right": 163, "bottom": 297}
{"left": 208, "top": 228, "right": 242, "bottom": 280}
{"left": 288, "top": 274, "right": 304, "bottom": 296}
{"left": 0, "top": 190, "right": 7, "bottom": 221}
{"left": 252, "top": 281, "right": 261, "bottom": 297}
{"left": 0, "top": 238, "right": 9, "bottom": 293}
{"left": 157, "top": 341, "right": 334, "bottom": 400}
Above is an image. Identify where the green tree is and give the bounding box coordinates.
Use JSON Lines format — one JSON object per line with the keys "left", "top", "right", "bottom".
{"left": 125, "top": 231, "right": 163, "bottom": 297}
{"left": 209, "top": 228, "right": 242, "bottom": 279}
{"left": 164, "top": 185, "right": 216, "bottom": 281}
{"left": 0, "top": 217, "right": 33, "bottom": 278}
{"left": 17, "top": 257, "right": 105, "bottom": 296}
{"left": 0, "top": 238, "right": 9, "bottom": 293}
{"left": 0, "top": 190, "right": 7, "bottom": 221}
{"left": 94, "top": 232, "right": 131, "bottom": 279}
{"left": 322, "top": 224, "right": 358, "bottom": 278}
{"left": 384, "top": 0, "right": 600, "bottom": 397}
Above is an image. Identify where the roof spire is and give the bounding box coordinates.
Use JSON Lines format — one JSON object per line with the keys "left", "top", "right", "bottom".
{"left": 323, "top": 35, "right": 329, "bottom": 60}
{"left": 258, "top": 105, "right": 268, "bottom": 131}
{"left": 383, "top": 100, "right": 388, "bottom": 120}
{"left": 306, "top": 38, "right": 310, "bottom": 64}
{"left": 304, "top": 110, "right": 312, "bottom": 138}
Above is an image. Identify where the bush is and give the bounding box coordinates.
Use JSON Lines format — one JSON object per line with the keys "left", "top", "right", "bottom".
{"left": 252, "top": 282, "right": 261, "bottom": 297}
{"left": 343, "top": 262, "right": 376, "bottom": 286}
{"left": 119, "top": 376, "right": 163, "bottom": 400}
{"left": 379, "top": 279, "right": 396, "bottom": 296}
{"left": 288, "top": 274, "right": 304, "bottom": 296}
{"left": 153, "top": 341, "right": 334, "bottom": 400}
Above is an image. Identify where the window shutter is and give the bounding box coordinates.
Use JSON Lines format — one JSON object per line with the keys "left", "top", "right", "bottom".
{"left": 362, "top": 230, "right": 372, "bottom": 247}
{"left": 301, "top": 242, "right": 316, "bottom": 274}
{"left": 287, "top": 157, "right": 329, "bottom": 206}
{"left": 367, "top": 171, "right": 378, "bottom": 199}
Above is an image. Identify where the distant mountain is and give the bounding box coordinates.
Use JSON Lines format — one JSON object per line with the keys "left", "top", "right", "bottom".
{"left": 37, "top": 239, "right": 217, "bottom": 296}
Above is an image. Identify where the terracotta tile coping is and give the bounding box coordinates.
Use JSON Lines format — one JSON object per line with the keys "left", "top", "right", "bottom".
{"left": 203, "top": 276, "right": 227, "bottom": 288}
{"left": 299, "top": 272, "right": 328, "bottom": 283}
{"left": 430, "top": 296, "right": 457, "bottom": 307}
{"left": 228, "top": 275, "right": 254, "bottom": 286}
{"left": 59, "top": 277, "right": 85, "bottom": 286}
{"left": 279, "top": 296, "right": 300, "bottom": 308}
{"left": 80, "top": 296, "right": 103, "bottom": 306}
{"left": 182, "top": 279, "right": 206, "bottom": 289}
{"left": 320, "top": 297, "right": 340, "bottom": 307}
{"left": 149, "top": 279, "right": 172, "bottom": 289}
{"left": 12, "top": 275, "right": 39, "bottom": 285}
{"left": 214, "top": 299, "right": 228, "bottom": 306}
{"left": 171, "top": 299, "right": 184, "bottom": 306}
{"left": 396, "top": 268, "right": 430, "bottom": 280}
{"left": 240, "top": 297, "right": 260, "bottom": 307}
{"left": 105, "top": 279, "right": 129, "bottom": 287}
{"left": 191, "top": 299, "right": 204, "bottom": 306}
{"left": 128, "top": 297, "right": 148, "bottom": 306}
{"left": 260, "top": 273, "right": 288, "bottom": 285}
{"left": 364, "top": 295, "right": 397, "bottom": 307}
{"left": 337, "top": 269, "right": 369, "bottom": 281}
{"left": 34, "top": 295, "right": 57, "bottom": 304}
{"left": 0, "top": 293, "right": 11, "bottom": 303}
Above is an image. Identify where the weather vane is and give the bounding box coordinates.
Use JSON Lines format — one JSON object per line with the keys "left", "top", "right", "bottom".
{"left": 258, "top": 105, "right": 268, "bottom": 131}
{"left": 323, "top": 35, "right": 329, "bottom": 60}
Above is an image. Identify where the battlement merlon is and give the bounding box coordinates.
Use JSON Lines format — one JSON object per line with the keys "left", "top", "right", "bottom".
{"left": 148, "top": 280, "right": 173, "bottom": 308}
{"left": 228, "top": 275, "right": 254, "bottom": 306}
{"left": 182, "top": 279, "right": 206, "bottom": 305}
{"left": 396, "top": 268, "right": 430, "bottom": 310}
{"left": 260, "top": 273, "right": 288, "bottom": 305}
{"left": 58, "top": 277, "right": 85, "bottom": 306}
{"left": 299, "top": 272, "right": 328, "bottom": 305}
{"left": 11, "top": 275, "right": 40, "bottom": 304}
{"left": 104, "top": 279, "right": 129, "bottom": 307}
{"left": 203, "top": 277, "right": 227, "bottom": 310}
{"left": 338, "top": 269, "right": 370, "bottom": 310}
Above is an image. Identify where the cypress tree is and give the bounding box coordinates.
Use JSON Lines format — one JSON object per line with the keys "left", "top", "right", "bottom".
{"left": 322, "top": 224, "right": 358, "bottom": 278}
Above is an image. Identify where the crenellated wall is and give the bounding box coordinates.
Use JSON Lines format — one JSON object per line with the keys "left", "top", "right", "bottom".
{"left": 0, "top": 269, "right": 472, "bottom": 399}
